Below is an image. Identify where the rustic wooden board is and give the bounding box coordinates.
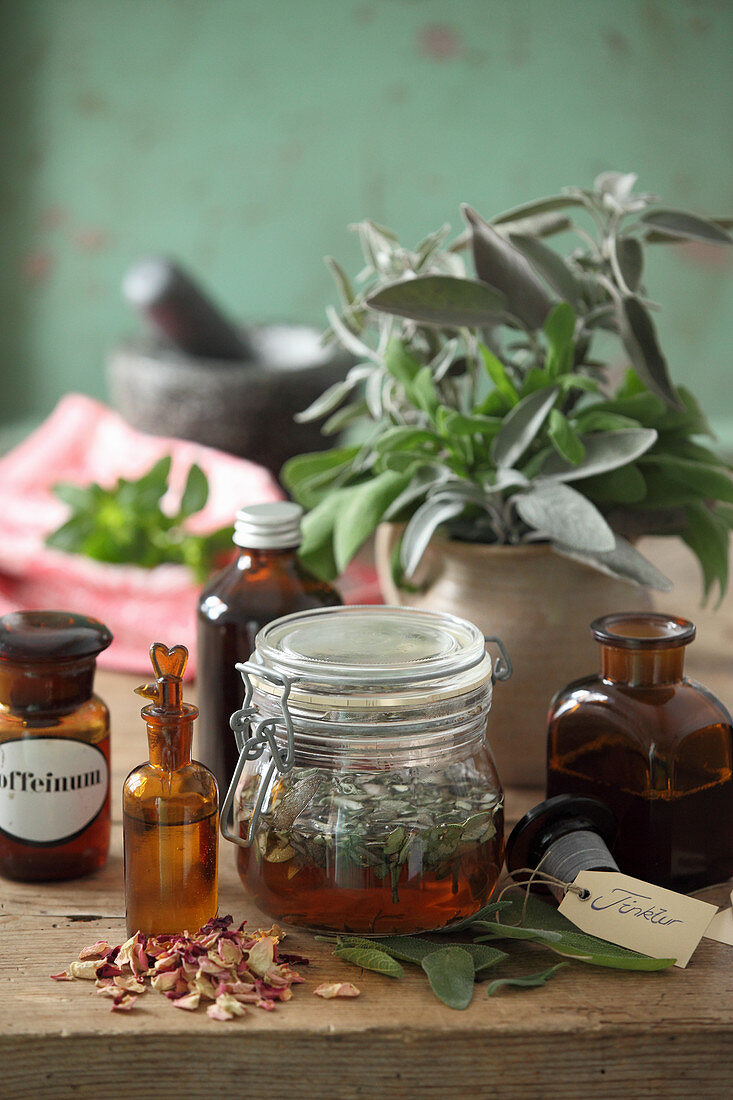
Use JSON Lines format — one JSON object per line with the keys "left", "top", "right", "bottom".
{"left": 2, "top": 552, "right": 733, "bottom": 1098}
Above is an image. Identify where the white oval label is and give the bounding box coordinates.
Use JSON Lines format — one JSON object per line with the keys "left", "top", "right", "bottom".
{"left": 0, "top": 737, "right": 109, "bottom": 845}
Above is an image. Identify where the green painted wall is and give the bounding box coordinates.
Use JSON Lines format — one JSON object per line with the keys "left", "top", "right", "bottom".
{"left": 2, "top": 0, "right": 732, "bottom": 441}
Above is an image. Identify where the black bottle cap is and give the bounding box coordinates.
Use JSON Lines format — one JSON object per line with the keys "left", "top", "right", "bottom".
{"left": 505, "top": 794, "right": 617, "bottom": 877}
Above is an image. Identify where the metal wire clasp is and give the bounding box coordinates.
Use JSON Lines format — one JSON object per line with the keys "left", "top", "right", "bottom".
{"left": 220, "top": 660, "right": 297, "bottom": 849}
{"left": 484, "top": 635, "right": 513, "bottom": 682}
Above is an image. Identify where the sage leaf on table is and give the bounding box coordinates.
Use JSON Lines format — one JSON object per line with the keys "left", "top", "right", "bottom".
{"left": 333, "top": 946, "right": 403, "bottom": 979}
{"left": 486, "top": 963, "right": 568, "bottom": 997}
{"left": 433, "top": 899, "right": 513, "bottom": 935}
{"left": 474, "top": 895, "right": 675, "bottom": 972}
{"left": 421, "top": 947, "right": 476, "bottom": 1010}
{"left": 328, "top": 934, "right": 507, "bottom": 975}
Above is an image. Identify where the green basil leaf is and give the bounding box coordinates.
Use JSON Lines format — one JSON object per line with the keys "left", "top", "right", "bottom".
{"left": 421, "top": 946, "right": 475, "bottom": 1010}
{"left": 131, "top": 455, "right": 172, "bottom": 509}
{"left": 486, "top": 963, "right": 568, "bottom": 996}
{"left": 51, "top": 482, "right": 97, "bottom": 510}
{"left": 334, "top": 946, "right": 403, "bottom": 978}
{"left": 178, "top": 463, "right": 209, "bottom": 518}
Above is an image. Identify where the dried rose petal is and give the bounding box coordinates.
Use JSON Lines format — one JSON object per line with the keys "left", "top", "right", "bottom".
{"left": 150, "top": 969, "right": 181, "bottom": 992}
{"left": 113, "top": 974, "right": 146, "bottom": 993}
{"left": 314, "top": 982, "right": 361, "bottom": 999}
{"left": 111, "top": 992, "right": 138, "bottom": 1012}
{"left": 95, "top": 962, "right": 122, "bottom": 980}
{"left": 52, "top": 916, "right": 307, "bottom": 1021}
{"left": 70, "top": 960, "right": 101, "bottom": 981}
{"left": 217, "top": 938, "right": 243, "bottom": 968}
{"left": 192, "top": 974, "right": 218, "bottom": 1001}
{"left": 50, "top": 971, "right": 73, "bottom": 982}
{"left": 245, "top": 937, "right": 275, "bottom": 977}
{"left": 78, "top": 941, "right": 111, "bottom": 961}
{"left": 206, "top": 992, "right": 247, "bottom": 1022}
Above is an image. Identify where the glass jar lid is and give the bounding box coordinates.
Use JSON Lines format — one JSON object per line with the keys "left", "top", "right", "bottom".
{"left": 250, "top": 605, "right": 493, "bottom": 709}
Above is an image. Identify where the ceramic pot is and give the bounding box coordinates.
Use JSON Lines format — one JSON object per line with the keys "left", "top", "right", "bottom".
{"left": 375, "top": 524, "right": 652, "bottom": 788}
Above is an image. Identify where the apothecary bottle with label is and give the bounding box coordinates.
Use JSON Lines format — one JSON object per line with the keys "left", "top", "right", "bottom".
{"left": 0, "top": 610, "right": 112, "bottom": 881}
{"left": 547, "top": 612, "right": 733, "bottom": 892}
{"left": 197, "top": 501, "right": 341, "bottom": 794}
{"left": 221, "top": 605, "right": 511, "bottom": 935}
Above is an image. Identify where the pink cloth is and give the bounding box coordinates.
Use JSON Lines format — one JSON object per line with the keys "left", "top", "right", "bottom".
{"left": 0, "top": 394, "right": 283, "bottom": 674}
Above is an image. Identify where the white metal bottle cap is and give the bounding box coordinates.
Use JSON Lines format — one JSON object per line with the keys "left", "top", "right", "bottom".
{"left": 233, "top": 501, "right": 303, "bottom": 549}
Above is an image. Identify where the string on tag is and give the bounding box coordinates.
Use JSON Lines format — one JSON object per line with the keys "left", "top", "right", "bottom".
{"left": 494, "top": 847, "right": 590, "bottom": 927}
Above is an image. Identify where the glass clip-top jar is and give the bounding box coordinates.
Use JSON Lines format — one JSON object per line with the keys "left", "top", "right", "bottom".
{"left": 221, "top": 605, "right": 511, "bottom": 935}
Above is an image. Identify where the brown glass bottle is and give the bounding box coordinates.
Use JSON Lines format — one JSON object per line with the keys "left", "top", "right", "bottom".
{"left": 197, "top": 502, "right": 341, "bottom": 793}
{"left": 123, "top": 643, "right": 218, "bottom": 936}
{"left": 547, "top": 612, "right": 733, "bottom": 892}
{"left": 0, "top": 610, "right": 112, "bottom": 882}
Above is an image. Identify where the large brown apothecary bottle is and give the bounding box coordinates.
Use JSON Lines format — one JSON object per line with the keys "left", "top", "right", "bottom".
{"left": 547, "top": 612, "right": 733, "bottom": 892}
{"left": 197, "top": 502, "right": 341, "bottom": 793}
{"left": 0, "top": 610, "right": 112, "bottom": 881}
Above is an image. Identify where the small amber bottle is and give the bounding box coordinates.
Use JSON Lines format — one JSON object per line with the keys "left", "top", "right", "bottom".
{"left": 547, "top": 612, "right": 733, "bottom": 892}
{"left": 123, "top": 643, "right": 218, "bottom": 936}
{"left": 197, "top": 501, "right": 341, "bottom": 792}
{"left": 0, "top": 610, "right": 112, "bottom": 882}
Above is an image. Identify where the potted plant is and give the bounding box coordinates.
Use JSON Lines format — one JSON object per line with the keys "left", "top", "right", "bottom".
{"left": 283, "top": 172, "right": 733, "bottom": 784}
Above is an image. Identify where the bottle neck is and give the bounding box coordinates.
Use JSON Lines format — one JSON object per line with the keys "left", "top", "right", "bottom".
{"left": 145, "top": 713, "right": 195, "bottom": 771}
{"left": 237, "top": 545, "right": 299, "bottom": 564}
{"left": 0, "top": 659, "right": 95, "bottom": 716}
{"left": 600, "top": 644, "right": 686, "bottom": 687}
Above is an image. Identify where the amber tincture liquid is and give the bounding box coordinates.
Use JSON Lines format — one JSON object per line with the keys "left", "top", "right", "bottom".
{"left": 236, "top": 824, "right": 504, "bottom": 935}
{"left": 123, "top": 643, "right": 218, "bottom": 936}
{"left": 0, "top": 611, "right": 112, "bottom": 882}
{"left": 547, "top": 613, "right": 733, "bottom": 892}
{"left": 197, "top": 503, "right": 340, "bottom": 794}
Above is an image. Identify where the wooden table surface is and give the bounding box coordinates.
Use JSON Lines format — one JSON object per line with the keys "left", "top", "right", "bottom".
{"left": 3, "top": 541, "right": 733, "bottom": 1100}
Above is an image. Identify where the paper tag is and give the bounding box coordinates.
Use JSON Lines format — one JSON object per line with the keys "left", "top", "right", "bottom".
{"left": 704, "top": 907, "right": 733, "bottom": 946}
{"left": 558, "top": 870, "right": 718, "bottom": 968}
